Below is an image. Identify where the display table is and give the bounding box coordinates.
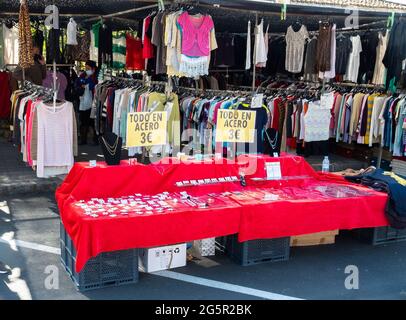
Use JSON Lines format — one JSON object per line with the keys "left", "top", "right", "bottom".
{"left": 56, "top": 155, "right": 389, "bottom": 272}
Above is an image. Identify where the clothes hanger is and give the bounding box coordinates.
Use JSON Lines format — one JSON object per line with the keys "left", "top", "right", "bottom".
{"left": 336, "top": 32, "right": 346, "bottom": 40}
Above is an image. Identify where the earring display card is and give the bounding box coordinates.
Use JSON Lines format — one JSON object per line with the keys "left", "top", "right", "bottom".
{"left": 266, "top": 162, "right": 282, "bottom": 180}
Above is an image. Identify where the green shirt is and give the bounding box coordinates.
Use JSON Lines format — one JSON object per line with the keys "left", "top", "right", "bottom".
{"left": 92, "top": 21, "right": 102, "bottom": 48}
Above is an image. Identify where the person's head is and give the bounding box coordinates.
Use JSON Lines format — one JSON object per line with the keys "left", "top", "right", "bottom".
{"left": 32, "top": 45, "right": 40, "bottom": 56}
{"left": 85, "top": 60, "right": 97, "bottom": 77}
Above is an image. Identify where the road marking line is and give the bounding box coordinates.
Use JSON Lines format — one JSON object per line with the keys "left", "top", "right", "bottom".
{"left": 0, "top": 238, "right": 303, "bottom": 300}
{"left": 153, "top": 270, "right": 303, "bottom": 300}
{"left": 0, "top": 237, "right": 61, "bottom": 255}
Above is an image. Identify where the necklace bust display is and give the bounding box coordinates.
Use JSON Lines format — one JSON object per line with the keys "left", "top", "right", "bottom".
{"left": 99, "top": 132, "right": 122, "bottom": 165}
{"left": 264, "top": 128, "right": 281, "bottom": 156}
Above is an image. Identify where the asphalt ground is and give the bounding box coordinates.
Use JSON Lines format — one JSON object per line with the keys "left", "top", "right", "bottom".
{"left": 1, "top": 192, "right": 406, "bottom": 300}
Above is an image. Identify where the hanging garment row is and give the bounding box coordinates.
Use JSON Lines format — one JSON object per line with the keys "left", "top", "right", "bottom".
{"left": 141, "top": 6, "right": 217, "bottom": 78}
{"left": 0, "top": 20, "right": 144, "bottom": 71}
{"left": 90, "top": 77, "right": 181, "bottom": 156}
{"left": 9, "top": 82, "right": 78, "bottom": 178}
{"left": 90, "top": 75, "right": 405, "bottom": 158}
{"left": 239, "top": 18, "right": 406, "bottom": 89}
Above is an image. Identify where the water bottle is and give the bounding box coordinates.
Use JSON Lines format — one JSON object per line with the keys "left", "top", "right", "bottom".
{"left": 322, "top": 156, "right": 330, "bottom": 173}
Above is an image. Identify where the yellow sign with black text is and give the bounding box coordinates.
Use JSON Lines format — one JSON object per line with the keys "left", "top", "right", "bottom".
{"left": 215, "top": 109, "right": 256, "bottom": 143}
{"left": 126, "top": 112, "right": 167, "bottom": 147}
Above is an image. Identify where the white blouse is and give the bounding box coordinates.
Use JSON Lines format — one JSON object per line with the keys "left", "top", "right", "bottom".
{"left": 67, "top": 18, "right": 78, "bottom": 45}
{"left": 344, "top": 35, "right": 363, "bottom": 83}
{"left": 372, "top": 31, "right": 389, "bottom": 86}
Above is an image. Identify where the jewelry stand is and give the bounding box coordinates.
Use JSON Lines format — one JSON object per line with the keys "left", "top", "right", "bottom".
{"left": 264, "top": 128, "right": 281, "bottom": 156}
{"left": 99, "top": 132, "right": 122, "bottom": 165}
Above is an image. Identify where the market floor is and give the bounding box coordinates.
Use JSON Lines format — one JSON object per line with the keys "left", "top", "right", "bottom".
{"left": 1, "top": 193, "right": 406, "bottom": 300}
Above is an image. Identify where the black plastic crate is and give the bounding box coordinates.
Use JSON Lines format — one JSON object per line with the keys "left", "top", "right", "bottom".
{"left": 215, "top": 236, "right": 228, "bottom": 253}
{"left": 225, "top": 234, "right": 290, "bottom": 266}
{"left": 355, "top": 226, "right": 406, "bottom": 245}
{"left": 60, "top": 223, "right": 139, "bottom": 291}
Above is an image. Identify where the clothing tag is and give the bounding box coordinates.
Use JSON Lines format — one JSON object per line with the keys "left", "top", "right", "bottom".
{"left": 89, "top": 160, "right": 97, "bottom": 167}
{"left": 273, "top": 152, "right": 279, "bottom": 158}
{"left": 251, "top": 94, "right": 263, "bottom": 109}
{"left": 165, "top": 102, "right": 174, "bottom": 119}
{"left": 264, "top": 193, "right": 279, "bottom": 201}
{"left": 265, "top": 162, "right": 282, "bottom": 180}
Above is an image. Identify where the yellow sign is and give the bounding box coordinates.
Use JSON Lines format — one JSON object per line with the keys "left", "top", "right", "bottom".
{"left": 126, "top": 112, "right": 167, "bottom": 147}
{"left": 215, "top": 109, "right": 256, "bottom": 143}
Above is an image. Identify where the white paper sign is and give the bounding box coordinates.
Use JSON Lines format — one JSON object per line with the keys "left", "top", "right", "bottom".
{"left": 251, "top": 94, "right": 264, "bottom": 109}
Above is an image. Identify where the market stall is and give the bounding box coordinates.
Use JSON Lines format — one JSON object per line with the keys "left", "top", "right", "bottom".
{"left": 1, "top": 0, "right": 406, "bottom": 293}
{"left": 56, "top": 154, "right": 389, "bottom": 273}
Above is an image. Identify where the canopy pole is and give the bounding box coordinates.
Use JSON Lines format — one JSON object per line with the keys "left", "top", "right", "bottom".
{"left": 82, "top": 3, "right": 168, "bottom": 23}
{"left": 252, "top": 12, "right": 258, "bottom": 92}
{"left": 0, "top": 12, "right": 100, "bottom": 17}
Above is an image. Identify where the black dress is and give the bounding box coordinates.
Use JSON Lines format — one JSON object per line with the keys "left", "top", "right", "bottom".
{"left": 383, "top": 18, "right": 406, "bottom": 87}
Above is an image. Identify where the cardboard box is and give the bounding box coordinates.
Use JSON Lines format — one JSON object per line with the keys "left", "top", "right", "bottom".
{"left": 290, "top": 230, "right": 339, "bottom": 247}
{"left": 193, "top": 238, "right": 216, "bottom": 257}
{"left": 139, "top": 243, "right": 187, "bottom": 273}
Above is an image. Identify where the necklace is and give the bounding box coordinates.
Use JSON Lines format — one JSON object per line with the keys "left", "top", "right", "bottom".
{"left": 265, "top": 130, "right": 278, "bottom": 150}
{"left": 101, "top": 136, "right": 119, "bottom": 156}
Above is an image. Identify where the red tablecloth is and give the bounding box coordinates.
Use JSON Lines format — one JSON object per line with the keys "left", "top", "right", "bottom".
{"left": 56, "top": 155, "right": 389, "bottom": 272}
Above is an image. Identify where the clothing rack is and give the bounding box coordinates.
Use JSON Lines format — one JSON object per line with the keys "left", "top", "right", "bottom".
{"left": 22, "top": 80, "right": 54, "bottom": 96}
{"left": 46, "top": 64, "right": 76, "bottom": 67}
{"left": 331, "top": 82, "right": 386, "bottom": 90}
{"left": 219, "top": 19, "right": 388, "bottom": 37}
{"left": 0, "top": 64, "right": 18, "bottom": 71}
{"left": 209, "top": 69, "right": 247, "bottom": 73}
{"left": 176, "top": 85, "right": 253, "bottom": 96}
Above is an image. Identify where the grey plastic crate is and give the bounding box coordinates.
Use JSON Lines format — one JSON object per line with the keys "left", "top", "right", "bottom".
{"left": 225, "top": 234, "right": 290, "bottom": 266}
{"left": 355, "top": 226, "right": 406, "bottom": 245}
{"left": 60, "top": 223, "right": 139, "bottom": 291}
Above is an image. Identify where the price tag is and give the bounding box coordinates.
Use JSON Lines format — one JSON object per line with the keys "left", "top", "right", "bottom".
{"left": 265, "top": 162, "right": 282, "bottom": 180}
{"left": 251, "top": 94, "right": 264, "bottom": 109}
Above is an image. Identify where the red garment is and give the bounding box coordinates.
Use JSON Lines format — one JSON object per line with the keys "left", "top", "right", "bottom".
{"left": 142, "top": 16, "right": 154, "bottom": 60}
{"left": 106, "top": 88, "right": 115, "bottom": 128}
{"left": 271, "top": 98, "right": 282, "bottom": 130}
{"left": 0, "top": 71, "right": 11, "bottom": 119}
{"left": 24, "top": 100, "right": 33, "bottom": 161}
{"left": 56, "top": 155, "right": 389, "bottom": 273}
{"left": 126, "top": 34, "right": 144, "bottom": 70}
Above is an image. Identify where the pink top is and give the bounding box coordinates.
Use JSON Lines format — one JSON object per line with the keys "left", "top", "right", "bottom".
{"left": 177, "top": 12, "right": 214, "bottom": 57}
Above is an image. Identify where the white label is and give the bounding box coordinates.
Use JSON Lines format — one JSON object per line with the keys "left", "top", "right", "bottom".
{"left": 264, "top": 193, "right": 279, "bottom": 201}
{"left": 251, "top": 94, "right": 263, "bottom": 109}
{"left": 266, "top": 162, "right": 282, "bottom": 180}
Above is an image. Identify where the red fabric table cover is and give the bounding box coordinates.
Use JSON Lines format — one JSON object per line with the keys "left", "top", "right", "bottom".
{"left": 56, "top": 155, "right": 389, "bottom": 272}
{"left": 56, "top": 158, "right": 246, "bottom": 272}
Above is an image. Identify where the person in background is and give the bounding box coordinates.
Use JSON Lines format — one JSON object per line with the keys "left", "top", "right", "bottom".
{"left": 13, "top": 45, "right": 46, "bottom": 85}
{"left": 74, "top": 60, "right": 99, "bottom": 145}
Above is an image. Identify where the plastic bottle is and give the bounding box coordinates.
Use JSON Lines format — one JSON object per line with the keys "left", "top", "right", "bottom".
{"left": 322, "top": 156, "right": 330, "bottom": 173}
